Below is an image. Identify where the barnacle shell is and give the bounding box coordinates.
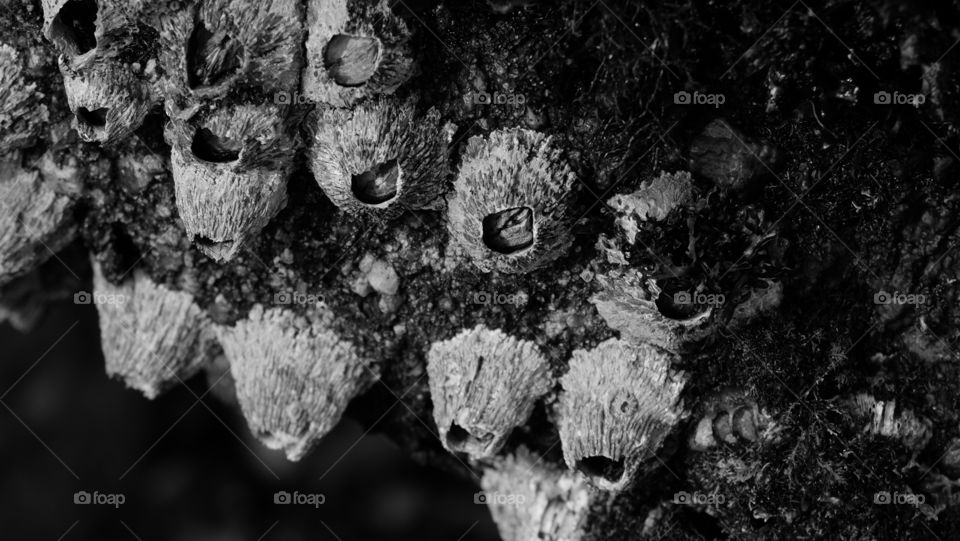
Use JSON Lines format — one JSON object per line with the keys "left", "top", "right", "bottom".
{"left": 303, "top": 0, "right": 414, "bottom": 107}
{"left": 0, "top": 161, "right": 77, "bottom": 285}
{"left": 309, "top": 98, "right": 449, "bottom": 217}
{"left": 427, "top": 325, "right": 553, "bottom": 459}
{"left": 590, "top": 269, "right": 712, "bottom": 353}
{"left": 446, "top": 128, "right": 577, "bottom": 274}
{"left": 849, "top": 393, "right": 932, "bottom": 451}
{"left": 157, "top": 0, "right": 302, "bottom": 113}
{"left": 60, "top": 56, "right": 154, "bottom": 144}
{"left": 481, "top": 446, "right": 592, "bottom": 541}
{"left": 166, "top": 103, "right": 294, "bottom": 261}
{"left": 0, "top": 44, "right": 50, "bottom": 152}
{"left": 93, "top": 262, "right": 213, "bottom": 399}
{"left": 689, "top": 390, "right": 771, "bottom": 451}
{"left": 216, "top": 304, "right": 377, "bottom": 461}
{"left": 607, "top": 170, "right": 692, "bottom": 244}
{"left": 558, "top": 338, "right": 686, "bottom": 491}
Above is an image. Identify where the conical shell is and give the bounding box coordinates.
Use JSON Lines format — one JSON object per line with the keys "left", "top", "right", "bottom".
{"left": 309, "top": 97, "right": 449, "bottom": 217}
{"left": 93, "top": 262, "right": 213, "bottom": 399}
{"left": 446, "top": 128, "right": 577, "bottom": 274}
{"left": 558, "top": 338, "right": 686, "bottom": 491}
{"left": 216, "top": 304, "right": 377, "bottom": 461}
{"left": 60, "top": 56, "right": 154, "bottom": 144}
{"left": 427, "top": 325, "right": 552, "bottom": 458}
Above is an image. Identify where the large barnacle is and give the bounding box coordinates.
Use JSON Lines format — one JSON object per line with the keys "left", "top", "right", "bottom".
{"left": 446, "top": 128, "right": 577, "bottom": 274}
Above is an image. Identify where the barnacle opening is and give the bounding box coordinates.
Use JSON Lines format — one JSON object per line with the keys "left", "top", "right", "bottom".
{"left": 324, "top": 34, "right": 381, "bottom": 87}
{"left": 194, "top": 236, "right": 238, "bottom": 260}
{"left": 191, "top": 128, "right": 241, "bottom": 163}
{"left": 446, "top": 423, "right": 495, "bottom": 451}
{"left": 76, "top": 106, "right": 108, "bottom": 128}
{"left": 50, "top": 0, "right": 98, "bottom": 55}
{"left": 187, "top": 20, "right": 244, "bottom": 89}
{"left": 576, "top": 455, "right": 626, "bottom": 483}
{"left": 655, "top": 289, "right": 701, "bottom": 320}
{"left": 351, "top": 159, "right": 400, "bottom": 205}
{"left": 482, "top": 207, "right": 534, "bottom": 254}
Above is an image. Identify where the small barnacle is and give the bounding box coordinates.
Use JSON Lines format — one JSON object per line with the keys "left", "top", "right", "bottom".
{"left": 157, "top": 0, "right": 302, "bottom": 111}
{"left": 607, "top": 170, "right": 693, "bottom": 245}
{"left": 92, "top": 263, "right": 213, "bottom": 399}
{"left": 481, "top": 446, "right": 592, "bottom": 541}
{"left": 689, "top": 389, "right": 772, "bottom": 451}
{"left": 166, "top": 103, "right": 294, "bottom": 261}
{"left": 215, "top": 304, "right": 377, "bottom": 461}
{"left": 446, "top": 128, "right": 577, "bottom": 274}
{"left": 689, "top": 119, "right": 781, "bottom": 190}
{"left": 427, "top": 325, "right": 552, "bottom": 459}
{"left": 848, "top": 393, "right": 932, "bottom": 451}
{"left": 590, "top": 269, "right": 712, "bottom": 353}
{"left": 59, "top": 56, "right": 155, "bottom": 144}
{"left": 303, "top": 0, "right": 414, "bottom": 107}
{"left": 0, "top": 161, "right": 77, "bottom": 286}
{"left": 558, "top": 338, "right": 685, "bottom": 491}
{"left": 309, "top": 98, "right": 449, "bottom": 217}
{"left": 41, "top": 0, "right": 100, "bottom": 57}
{"left": 0, "top": 45, "right": 50, "bottom": 153}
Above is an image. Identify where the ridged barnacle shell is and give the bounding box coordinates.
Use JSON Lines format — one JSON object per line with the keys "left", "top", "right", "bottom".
{"left": 427, "top": 325, "right": 553, "bottom": 459}
{"left": 215, "top": 304, "right": 377, "bottom": 461}
{"left": 689, "top": 390, "right": 771, "bottom": 451}
{"left": 590, "top": 269, "right": 712, "bottom": 353}
{"left": 481, "top": 446, "right": 592, "bottom": 541}
{"left": 848, "top": 393, "right": 932, "bottom": 451}
{"left": 558, "top": 338, "right": 686, "bottom": 491}
{"left": 0, "top": 161, "right": 77, "bottom": 285}
{"left": 166, "top": 103, "right": 294, "bottom": 261}
{"left": 92, "top": 262, "right": 213, "bottom": 399}
{"left": 60, "top": 56, "right": 154, "bottom": 144}
{"left": 41, "top": 0, "right": 134, "bottom": 60}
{"left": 157, "top": 0, "right": 302, "bottom": 112}
{"left": 446, "top": 128, "right": 577, "bottom": 274}
{"left": 607, "top": 170, "right": 693, "bottom": 244}
{"left": 0, "top": 44, "right": 50, "bottom": 152}
{"left": 308, "top": 97, "right": 449, "bottom": 217}
{"left": 303, "top": 0, "right": 414, "bottom": 107}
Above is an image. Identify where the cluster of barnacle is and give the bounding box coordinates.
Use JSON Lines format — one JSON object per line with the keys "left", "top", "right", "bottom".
{"left": 689, "top": 389, "right": 776, "bottom": 451}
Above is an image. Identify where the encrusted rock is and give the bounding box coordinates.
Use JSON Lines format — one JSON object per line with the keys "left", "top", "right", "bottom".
{"left": 93, "top": 262, "right": 213, "bottom": 399}
{"left": 216, "top": 304, "right": 376, "bottom": 461}
{"left": 607, "top": 170, "right": 693, "bottom": 244}
{"left": 558, "top": 338, "right": 686, "bottom": 491}
{"left": 309, "top": 98, "right": 449, "bottom": 217}
{"left": 166, "top": 103, "right": 294, "bottom": 261}
{"left": 446, "top": 128, "right": 577, "bottom": 274}
{"left": 427, "top": 325, "right": 552, "bottom": 458}
{"left": 480, "top": 446, "right": 593, "bottom": 541}
{"left": 303, "top": 0, "right": 414, "bottom": 107}
{"left": 689, "top": 119, "right": 780, "bottom": 190}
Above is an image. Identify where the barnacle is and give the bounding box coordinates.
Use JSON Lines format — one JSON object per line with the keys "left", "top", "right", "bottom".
{"left": 60, "top": 56, "right": 155, "bottom": 144}
{"left": 558, "top": 338, "right": 686, "bottom": 491}
{"left": 308, "top": 98, "right": 449, "bottom": 217}
{"left": 303, "top": 0, "right": 414, "bottom": 107}
{"left": 689, "top": 390, "right": 774, "bottom": 451}
{"left": 0, "top": 44, "right": 49, "bottom": 152}
{"left": 607, "top": 170, "right": 693, "bottom": 244}
{"left": 41, "top": 0, "right": 102, "bottom": 58}
{"left": 848, "top": 393, "right": 932, "bottom": 451}
{"left": 166, "top": 103, "right": 294, "bottom": 261}
{"left": 480, "top": 446, "right": 592, "bottom": 541}
{"left": 446, "top": 128, "right": 577, "bottom": 274}
{"left": 216, "top": 305, "right": 377, "bottom": 461}
{"left": 92, "top": 262, "right": 213, "bottom": 399}
{"left": 427, "top": 325, "right": 553, "bottom": 459}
